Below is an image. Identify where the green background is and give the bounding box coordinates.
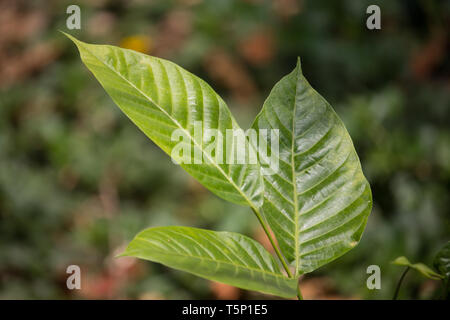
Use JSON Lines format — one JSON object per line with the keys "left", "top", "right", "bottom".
{"left": 0, "top": 0, "right": 448, "bottom": 299}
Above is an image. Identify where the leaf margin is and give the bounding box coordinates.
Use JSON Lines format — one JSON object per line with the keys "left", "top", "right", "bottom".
{"left": 251, "top": 58, "right": 373, "bottom": 276}
{"left": 120, "top": 226, "right": 299, "bottom": 298}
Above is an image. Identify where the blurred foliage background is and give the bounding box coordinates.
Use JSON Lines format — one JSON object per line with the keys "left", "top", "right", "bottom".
{"left": 0, "top": 0, "right": 449, "bottom": 299}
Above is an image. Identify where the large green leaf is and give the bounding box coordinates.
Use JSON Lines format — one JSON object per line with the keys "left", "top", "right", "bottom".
{"left": 66, "top": 34, "right": 263, "bottom": 208}
{"left": 392, "top": 256, "right": 444, "bottom": 280}
{"left": 433, "top": 241, "right": 450, "bottom": 279}
{"left": 121, "top": 226, "right": 298, "bottom": 298}
{"left": 251, "top": 59, "right": 372, "bottom": 275}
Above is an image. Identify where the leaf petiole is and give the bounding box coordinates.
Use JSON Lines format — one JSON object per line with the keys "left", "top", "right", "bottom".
{"left": 251, "top": 207, "right": 295, "bottom": 280}
{"left": 393, "top": 266, "right": 410, "bottom": 300}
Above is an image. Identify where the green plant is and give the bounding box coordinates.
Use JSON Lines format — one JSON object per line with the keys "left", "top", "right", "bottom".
{"left": 66, "top": 33, "right": 372, "bottom": 299}
{"left": 392, "top": 241, "right": 449, "bottom": 299}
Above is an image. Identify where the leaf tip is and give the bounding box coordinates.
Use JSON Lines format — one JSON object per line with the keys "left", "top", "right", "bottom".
{"left": 60, "top": 31, "right": 76, "bottom": 41}
{"left": 296, "top": 57, "right": 302, "bottom": 72}
{"left": 60, "top": 31, "right": 85, "bottom": 50}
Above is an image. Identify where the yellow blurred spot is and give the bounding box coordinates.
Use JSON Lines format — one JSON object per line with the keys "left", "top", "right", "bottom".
{"left": 120, "top": 35, "right": 152, "bottom": 53}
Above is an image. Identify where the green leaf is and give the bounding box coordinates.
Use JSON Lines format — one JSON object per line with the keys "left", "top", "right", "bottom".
{"left": 433, "top": 241, "right": 450, "bottom": 279}
{"left": 65, "top": 33, "right": 263, "bottom": 208}
{"left": 251, "top": 59, "right": 372, "bottom": 275}
{"left": 392, "top": 256, "right": 444, "bottom": 280}
{"left": 121, "top": 226, "right": 298, "bottom": 298}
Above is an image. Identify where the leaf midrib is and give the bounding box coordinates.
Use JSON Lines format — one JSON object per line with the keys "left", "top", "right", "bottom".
{"left": 292, "top": 67, "right": 301, "bottom": 276}
{"left": 79, "top": 42, "right": 259, "bottom": 209}
{"left": 129, "top": 237, "right": 288, "bottom": 279}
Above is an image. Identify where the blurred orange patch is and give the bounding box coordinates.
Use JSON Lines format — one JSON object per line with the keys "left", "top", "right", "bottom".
{"left": 204, "top": 49, "right": 256, "bottom": 102}
{"left": 210, "top": 281, "right": 240, "bottom": 299}
{"left": 239, "top": 30, "right": 276, "bottom": 66}
{"left": 120, "top": 35, "right": 152, "bottom": 54}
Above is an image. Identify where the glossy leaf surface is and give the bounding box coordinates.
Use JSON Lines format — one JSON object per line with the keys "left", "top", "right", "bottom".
{"left": 433, "top": 241, "right": 450, "bottom": 279}
{"left": 252, "top": 60, "right": 372, "bottom": 275}
{"left": 392, "top": 256, "right": 444, "bottom": 280}
{"left": 122, "top": 226, "right": 298, "bottom": 297}
{"left": 67, "top": 34, "right": 263, "bottom": 208}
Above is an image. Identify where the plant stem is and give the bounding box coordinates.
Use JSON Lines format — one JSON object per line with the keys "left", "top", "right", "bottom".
{"left": 251, "top": 207, "right": 293, "bottom": 278}
{"left": 393, "top": 266, "right": 410, "bottom": 300}
{"left": 297, "top": 280, "right": 303, "bottom": 300}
